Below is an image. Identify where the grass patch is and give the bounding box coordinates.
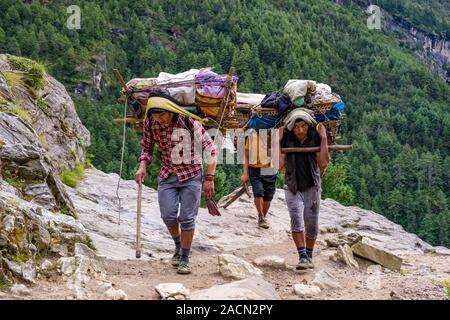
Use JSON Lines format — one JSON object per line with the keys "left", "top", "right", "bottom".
{"left": 5, "top": 199, "right": 20, "bottom": 208}
{"left": 9, "top": 225, "right": 25, "bottom": 249}
{"left": 85, "top": 153, "right": 94, "bottom": 169}
{"left": 2, "top": 169, "right": 27, "bottom": 191}
{"left": 1, "top": 71, "right": 26, "bottom": 92}
{"left": 10, "top": 251, "right": 27, "bottom": 265}
{"left": 60, "top": 120, "right": 69, "bottom": 134}
{"left": 37, "top": 98, "right": 46, "bottom": 108}
{"left": 444, "top": 278, "right": 450, "bottom": 298}
{"left": 0, "top": 138, "right": 5, "bottom": 149}
{"left": 3, "top": 103, "right": 31, "bottom": 123}
{"left": 38, "top": 133, "right": 47, "bottom": 147}
{"left": 0, "top": 95, "right": 8, "bottom": 105}
{"left": 59, "top": 163, "right": 85, "bottom": 188}
{"left": 0, "top": 276, "right": 13, "bottom": 289}
{"left": 7, "top": 55, "right": 46, "bottom": 95}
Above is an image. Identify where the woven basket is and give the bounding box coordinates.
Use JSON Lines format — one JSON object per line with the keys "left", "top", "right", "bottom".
{"left": 322, "top": 120, "right": 342, "bottom": 143}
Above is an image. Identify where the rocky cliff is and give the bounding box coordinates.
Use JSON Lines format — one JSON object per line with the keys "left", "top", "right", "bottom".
{"left": 0, "top": 54, "right": 90, "bottom": 172}
{"left": 0, "top": 54, "right": 91, "bottom": 289}
{"left": 335, "top": 0, "right": 450, "bottom": 82}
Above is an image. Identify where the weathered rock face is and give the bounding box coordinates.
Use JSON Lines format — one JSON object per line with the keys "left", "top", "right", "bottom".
{"left": 155, "top": 283, "right": 190, "bottom": 300}
{"left": 0, "top": 57, "right": 93, "bottom": 288}
{"left": 0, "top": 112, "right": 76, "bottom": 215}
{"left": 0, "top": 53, "right": 90, "bottom": 172}
{"left": 293, "top": 284, "right": 321, "bottom": 296}
{"left": 311, "top": 270, "right": 341, "bottom": 290}
{"left": 351, "top": 239, "right": 403, "bottom": 271}
{"left": 0, "top": 189, "right": 90, "bottom": 286}
{"left": 218, "top": 254, "right": 264, "bottom": 280}
{"left": 334, "top": 0, "right": 450, "bottom": 82}
{"left": 57, "top": 243, "right": 107, "bottom": 299}
{"left": 74, "top": 54, "right": 109, "bottom": 99}
{"left": 190, "top": 277, "right": 280, "bottom": 300}
{"left": 253, "top": 256, "right": 287, "bottom": 270}
{"left": 335, "top": 244, "right": 359, "bottom": 269}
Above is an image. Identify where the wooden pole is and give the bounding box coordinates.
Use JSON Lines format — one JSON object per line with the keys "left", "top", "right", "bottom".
{"left": 217, "top": 67, "right": 236, "bottom": 120}
{"left": 112, "top": 117, "right": 142, "bottom": 123}
{"left": 281, "top": 145, "right": 353, "bottom": 153}
{"left": 135, "top": 183, "right": 142, "bottom": 259}
{"left": 113, "top": 68, "right": 128, "bottom": 91}
{"left": 221, "top": 186, "right": 246, "bottom": 209}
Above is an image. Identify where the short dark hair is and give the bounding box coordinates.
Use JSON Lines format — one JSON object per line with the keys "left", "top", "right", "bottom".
{"left": 149, "top": 108, "right": 166, "bottom": 114}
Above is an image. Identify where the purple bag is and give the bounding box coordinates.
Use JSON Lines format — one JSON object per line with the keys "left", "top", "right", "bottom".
{"left": 195, "top": 70, "right": 238, "bottom": 98}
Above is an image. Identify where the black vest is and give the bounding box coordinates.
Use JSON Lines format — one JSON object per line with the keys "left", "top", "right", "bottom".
{"left": 281, "top": 127, "right": 321, "bottom": 193}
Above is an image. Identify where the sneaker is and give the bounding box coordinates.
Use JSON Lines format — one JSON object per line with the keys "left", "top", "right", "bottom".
{"left": 171, "top": 249, "right": 181, "bottom": 267}
{"left": 296, "top": 257, "right": 310, "bottom": 270}
{"left": 258, "top": 217, "right": 270, "bottom": 229}
{"left": 307, "top": 257, "right": 315, "bottom": 269}
{"left": 177, "top": 262, "right": 191, "bottom": 274}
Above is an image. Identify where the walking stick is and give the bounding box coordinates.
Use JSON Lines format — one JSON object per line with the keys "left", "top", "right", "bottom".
{"left": 136, "top": 182, "right": 142, "bottom": 259}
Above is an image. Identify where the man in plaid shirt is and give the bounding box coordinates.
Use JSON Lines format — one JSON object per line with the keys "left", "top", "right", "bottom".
{"left": 135, "top": 96, "right": 218, "bottom": 275}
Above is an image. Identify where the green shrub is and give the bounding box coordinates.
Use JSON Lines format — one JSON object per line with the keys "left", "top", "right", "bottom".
{"left": 7, "top": 55, "right": 46, "bottom": 94}
{"left": 37, "top": 98, "right": 46, "bottom": 108}
{"left": 59, "top": 163, "right": 85, "bottom": 187}
{"left": 4, "top": 103, "right": 31, "bottom": 123}
{"left": 444, "top": 278, "right": 450, "bottom": 298}
{"left": 1, "top": 71, "right": 25, "bottom": 92}
{"left": 85, "top": 153, "right": 94, "bottom": 168}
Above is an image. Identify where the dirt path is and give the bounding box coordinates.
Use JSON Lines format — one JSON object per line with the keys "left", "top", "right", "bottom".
{"left": 5, "top": 240, "right": 448, "bottom": 300}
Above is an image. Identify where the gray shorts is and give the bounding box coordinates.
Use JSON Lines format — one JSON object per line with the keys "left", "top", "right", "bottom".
{"left": 157, "top": 173, "right": 202, "bottom": 231}
{"left": 284, "top": 185, "right": 321, "bottom": 239}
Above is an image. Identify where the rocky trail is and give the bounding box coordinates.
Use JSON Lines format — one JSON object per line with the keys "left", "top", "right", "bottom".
{"left": 2, "top": 169, "right": 449, "bottom": 300}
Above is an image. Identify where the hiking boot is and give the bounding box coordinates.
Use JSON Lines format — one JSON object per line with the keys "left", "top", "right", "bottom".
{"left": 171, "top": 249, "right": 181, "bottom": 267}
{"left": 258, "top": 217, "right": 270, "bottom": 229}
{"left": 296, "top": 258, "right": 310, "bottom": 270}
{"left": 177, "top": 262, "right": 191, "bottom": 275}
{"left": 307, "top": 257, "right": 315, "bottom": 269}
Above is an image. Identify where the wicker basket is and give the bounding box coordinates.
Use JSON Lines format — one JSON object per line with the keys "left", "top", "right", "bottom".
{"left": 322, "top": 119, "right": 342, "bottom": 143}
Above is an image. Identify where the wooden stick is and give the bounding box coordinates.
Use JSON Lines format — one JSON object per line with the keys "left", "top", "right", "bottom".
{"left": 221, "top": 186, "right": 246, "bottom": 209}
{"left": 135, "top": 183, "right": 142, "bottom": 259}
{"left": 281, "top": 145, "right": 353, "bottom": 153}
{"left": 217, "top": 67, "right": 236, "bottom": 120}
{"left": 112, "top": 117, "right": 142, "bottom": 123}
{"left": 113, "top": 68, "right": 128, "bottom": 91}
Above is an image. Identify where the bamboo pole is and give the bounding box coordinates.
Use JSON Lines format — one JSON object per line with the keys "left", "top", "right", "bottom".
{"left": 281, "top": 145, "right": 353, "bottom": 153}
{"left": 113, "top": 68, "right": 128, "bottom": 91}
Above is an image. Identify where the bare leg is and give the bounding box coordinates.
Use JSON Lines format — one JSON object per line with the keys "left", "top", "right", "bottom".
{"left": 254, "top": 197, "right": 263, "bottom": 217}
{"left": 292, "top": 231, "right": 306, "bottom": 248}
{"left": 306, "top": 237, "right": 316, "bottom": 251}
{"left": 262, "top": 201, "right": 271, "bottom": 217}
{"left": 181, "top": 229, "right": 194, "bottom": 249}
{"left": 167, "top": 223, "right": 180, "bottom": 239}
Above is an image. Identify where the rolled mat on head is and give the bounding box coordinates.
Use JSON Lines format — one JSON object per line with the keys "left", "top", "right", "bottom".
{"left": 283, "top": 108, "right": 317, "bottom": 131}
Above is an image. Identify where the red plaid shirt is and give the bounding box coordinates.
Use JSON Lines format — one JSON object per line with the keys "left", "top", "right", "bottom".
{"left": 139, "top": 115, "right": 218, "bottom": 182}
